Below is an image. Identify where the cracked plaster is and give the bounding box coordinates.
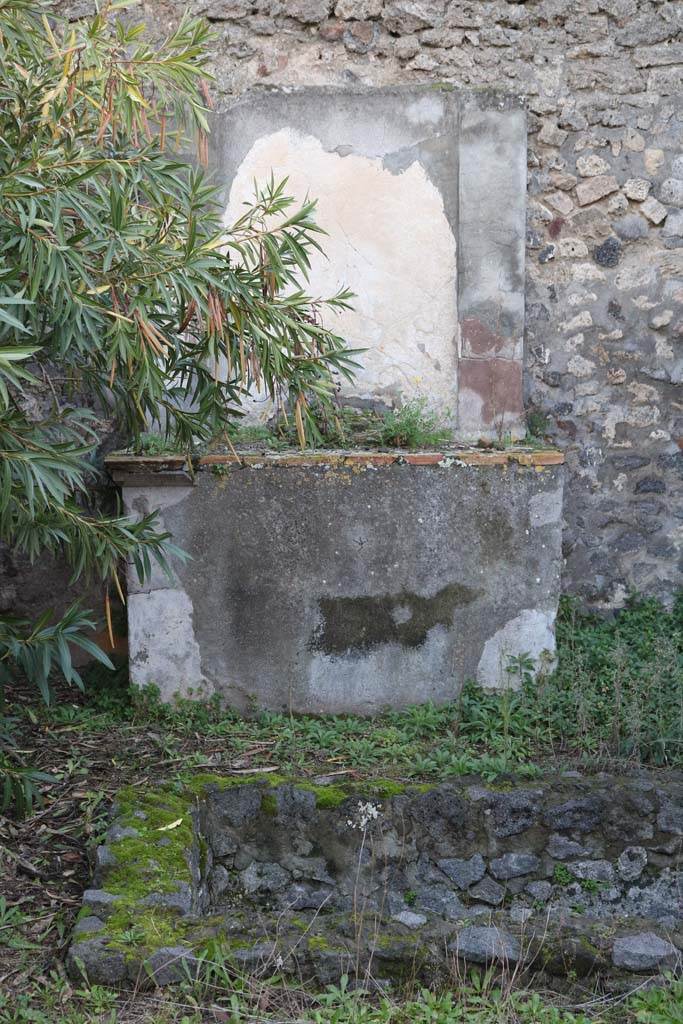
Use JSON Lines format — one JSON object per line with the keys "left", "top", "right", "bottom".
{"left": 223, "top": 127, "right": 459, "bottom": 420}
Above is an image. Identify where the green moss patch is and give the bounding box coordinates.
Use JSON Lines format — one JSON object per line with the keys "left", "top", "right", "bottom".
{"left": 299, "top": 782, "right": 350, "bottom": 808}
{"left": 80, "top": 774, "right": 434, "bottom": 959}
{"left": 105, "top": 786, "right": 195, "bottom": 899}
{"left": 183, "top": 771, "right": 432, "bottom": 810}
{"left": 105, "top": 906, "right": 192, "bottom": 955}
{"left": 93, "top": 784, "right": 197, "bottom": 956}
{"left": 184, "top": 772, "right": 288, "bottom": 795}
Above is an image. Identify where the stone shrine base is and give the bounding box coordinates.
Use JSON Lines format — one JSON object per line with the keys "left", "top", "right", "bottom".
{"left": 107, "top": 449, "right": 564, "bottom": 713}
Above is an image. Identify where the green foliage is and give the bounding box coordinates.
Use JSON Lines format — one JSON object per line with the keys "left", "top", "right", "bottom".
{"left": 130, "top": 431, "right": 186, "bottom": 456}
{"left": 534, "top": 593, "right": 683, "bottom": 765}
{"left": 2, "top": 598, "right": 683, "bottom": 1023}
{"left": 0, "top": 603, "right": 113, "bottom": 705}
{"left": 5, "top": 970, "right": 681, "bottom": 1024}
{"left": 377, "top": 398, "right": 452, "bottom": 449}
{"left": 0, "top": 0, "right": 357, "bottom": 811}
{"left": 0, "top": 715, "right": 53, "bottom": 815}
{"left": 227, "top": 422, "right": 288, "bottom": 449}
{"left": 629, "top": 978, "right": 683, "bottom": 1024}
{"left": 0, "top": 4, "right": 355, "bottom": 448}
{"left": 0, "top": 895, "right": 30, "bottom": 938}
{"left": 525, "top": 407, "right": 549, "bottom": 440}
{"left": 72, "top": 593, "right": 683, "bottom": 783}
{"left": 553, "top": 864, "right": 572, "bottom": 886}
{"left": 227, "top": 399, "right": 453, "bottom": 451}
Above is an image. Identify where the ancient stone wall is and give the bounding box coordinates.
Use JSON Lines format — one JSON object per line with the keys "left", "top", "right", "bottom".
{"left": 67, "top": 772, "right": 683, "bottom": 987}
{"left": 58, "top": 0, "right": 683, "bottom": 609}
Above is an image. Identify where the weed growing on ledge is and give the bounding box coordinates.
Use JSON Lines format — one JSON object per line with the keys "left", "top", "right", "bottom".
{"left": 225, "top": 398, "right": 454, "bottom": 451}
{"left": 525, "top": 407, "right": 550, "bottom": 441}
{"left": 129, "top": 432, "right": 187, "bottom": 457}
{"left": 377, "top": 399, "right": 453, "bottom": 449}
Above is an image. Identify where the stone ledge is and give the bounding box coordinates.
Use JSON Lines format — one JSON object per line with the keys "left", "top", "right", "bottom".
{"left": 105, "top": 448, "right": 565, "bottom": 484}
{"left": 104, "top": 454, "right": 194, "bottom": 487}
{"left": 199, "top": 449, "right": 565, "bottom": 468}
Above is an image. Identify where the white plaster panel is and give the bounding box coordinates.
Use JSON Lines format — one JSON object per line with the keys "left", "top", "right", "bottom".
{"left": 128, "top": 589, "right": 208, "bottom": 701}
{"left": 307, "top": 625, "right": 457, "bottom": 714}
{"left": 223, "top": 128, "right": 458, "bottom": 419}
{"left": 476, "top": 608, "right": 557, "bottom": 689}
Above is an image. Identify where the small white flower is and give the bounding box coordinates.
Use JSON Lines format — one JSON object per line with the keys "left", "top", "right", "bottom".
{"left": 347, "top": 800, "right": 381, "bottom": 831}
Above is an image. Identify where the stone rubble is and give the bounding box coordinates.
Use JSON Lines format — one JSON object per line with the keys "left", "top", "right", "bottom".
{"left": 67, "top": 773, "right": 683, "bottom": 988}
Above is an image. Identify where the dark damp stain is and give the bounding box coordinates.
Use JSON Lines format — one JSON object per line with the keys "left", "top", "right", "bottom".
{"left": 309, "top": 583, "right": 482, "bottom": 656}
{"left": 478, "top": 510, "right": 514, "bottom": 561}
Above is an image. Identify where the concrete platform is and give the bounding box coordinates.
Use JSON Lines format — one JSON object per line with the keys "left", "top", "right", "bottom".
{"left": 108, "top": 450, "right": 564, "bottom": 713}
